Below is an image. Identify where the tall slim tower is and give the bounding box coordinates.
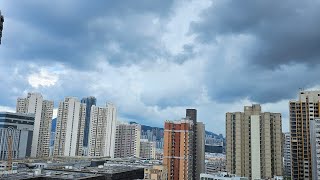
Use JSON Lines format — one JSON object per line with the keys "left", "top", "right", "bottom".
{"left": 81, "top": 96, "right": 96, "bottom": 152}
{"left": 54, "top": 97, "right": 86, "bottom": 156}
{"left": 16, "top": 93, "right": 53, "bottom": 157}
{"left": 290, "top": 91, "right": 320, "bottom": 179}
{"left": 186, "top": 109, "right": 205, "bottom": 180}
{"left": 88, "top": 103, "right": 116, "bottom": 158}
{"left": 226, "top": 104, "right": 282, "bottom": 179}
{"left": 283, "top": 132, "right": 291, "bottom": 178}
{"left": 0, "top": 10, "right": 4, "bottom": 44}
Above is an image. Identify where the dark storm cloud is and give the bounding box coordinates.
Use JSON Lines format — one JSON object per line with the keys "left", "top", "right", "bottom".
{"left": 191, "top": 0, "right": 320, "bottom": 68}
{"left": 0, "top": 0, "right": 174, "bottom": 68}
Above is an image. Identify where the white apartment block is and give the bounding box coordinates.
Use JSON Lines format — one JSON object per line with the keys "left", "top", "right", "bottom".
{"left": 310, "top": 118, "right": 320, "bottom": 180}
{"left": 53, "top": 97, "right": 86, "bottom": 157}
{"left": 16, "top": 93, "right": 53, "bottom": 158}
{"left": 140, "top": 139, "right": 156, "bottom": 159}
{"left": 114, "top": 123, "right": 141, "bottom": 158}
{"left": 88, "top": 103, "right": 117, "bottom": 158}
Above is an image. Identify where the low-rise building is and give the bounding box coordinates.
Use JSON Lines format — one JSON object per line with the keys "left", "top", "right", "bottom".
{"left": 200, "top": 173, "right": 248, "bottom": 180}
{"left": 144, "top": 165, "right": 167, "bottom": 180}
{"left": 0, "top": 112, "right": 34, "bottom": 160}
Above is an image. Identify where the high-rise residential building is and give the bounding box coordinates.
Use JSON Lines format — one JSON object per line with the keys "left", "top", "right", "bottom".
{"left": 139, "top": 139, "right": 156, "bottom": 159}
{"left": 164, "top": 118, "right": 194, "bottom": 180}
{"left": 0, "top": 112, "right": 34, "bottom": 160}
{"left": 310, "top": 118, "right": 320, "bottom": 180}
{"left": 88, "top": 103, "right": 116, "bottom": 158}
{"left": 81, "top": 96, "right": 96, "bottom": 152}
{"left": 186, "top": 109, "right": 205, "bottom": 180}
{"left": 290, "top": 91, "right": 320, "bottom": 179}
{"left": 114, "top": 123, "right": 141, "bottom": 158}
{"left": 53, "top": 97, "right": 86, "bottom": 157}
{"left": 283, "top": 132, "right": 291, "bottom": 178}
{"left": 226, "top": 104, "right": 282, "bottom": 179}
{"left": 16, "top": 93, "right": 53, "bottom": 158}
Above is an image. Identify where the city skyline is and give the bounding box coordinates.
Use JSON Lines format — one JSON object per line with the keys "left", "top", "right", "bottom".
{"left": 1, "top": 1, "right": 320, "bottom": 135}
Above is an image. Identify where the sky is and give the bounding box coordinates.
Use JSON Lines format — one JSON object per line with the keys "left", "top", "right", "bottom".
{"left": 1, "top": 0, "right": 320, "bottom": 135}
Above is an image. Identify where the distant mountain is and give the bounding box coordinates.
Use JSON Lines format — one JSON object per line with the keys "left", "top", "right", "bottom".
{"left": 205, "top": 130, "right": 224, "bottom": 139}
{"left": 129, "top": 121, "right": 224, "bottom": 140}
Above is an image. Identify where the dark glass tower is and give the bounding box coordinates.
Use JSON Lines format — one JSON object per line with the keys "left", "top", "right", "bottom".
{"left": 186, "top": 109, "right": 197, "bottom": 180}
{"left": 0, "top": 11, "right": 4, "bottom": 44}
{"left": 81, "top": 96, "right": 97, "bottom": 148}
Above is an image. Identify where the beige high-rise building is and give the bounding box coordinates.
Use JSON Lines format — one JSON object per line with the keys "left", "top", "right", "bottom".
{"left": 53, "top": 97, "right": 86, "bottom": 157}
{"left": 114, "top": 123, "right": 141, "bottom": 158}
{"left": 290, "top": 91, "right": 320, "bottom": 179}
{"left": 226, "top": 104, "right": 282, "bottom": 179}
{"left": 88, "top": 103, "right": 117, "bottom": 158}
{"left": 16, "top": 93, "right": 53, "bottom": 158}
{"left": 139, "top": 139, "right": 156, "bottom": 159}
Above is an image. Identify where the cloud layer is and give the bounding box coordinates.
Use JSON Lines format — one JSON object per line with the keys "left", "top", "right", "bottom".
{"left": 1, "top": 0, "right": 320, "bottom": 134}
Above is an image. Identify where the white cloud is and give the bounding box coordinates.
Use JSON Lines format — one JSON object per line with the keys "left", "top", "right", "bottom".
{"left": 161, "top": 0, "right": 212, "bottom": 54}
{"left": 28, "top": 68, "right": 59, "bottom": 88}
{"left": 0, "top": 106, "right": 15, "bottom": 112}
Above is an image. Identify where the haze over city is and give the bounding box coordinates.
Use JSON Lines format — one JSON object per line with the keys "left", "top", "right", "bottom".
{"left": 2, "top": 0, "right": 320, "bottom": 135}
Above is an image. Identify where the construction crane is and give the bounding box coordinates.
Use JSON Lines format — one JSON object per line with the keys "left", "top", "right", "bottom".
{"left": 6, "top": 127, "right": 14, "bottom": 171}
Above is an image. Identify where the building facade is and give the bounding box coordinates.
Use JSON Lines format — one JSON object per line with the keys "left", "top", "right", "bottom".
{"left": 163, "top": 118, "right": 194, "bottom": 180}
{"left": 282, "top": 132, "right": 291, "bottom": 178}
{"left": 81, "top": 96, "right": 96, "bottom": 152}
{"left": 226, "top": 104, "right": 282, "bottom": 179}
{"left": 290, "top": 91, "right": 320, "bottom": 179}
{"left": 0, "top": 112, "right": 34, "bottom": 160}
{"left": 139, "top": 139, "right": 156, "bottom": 159}
{"left": 114, "top": 123, "right": 141, "bottom": 158}
{"left": 88, "top": 103, "right": 116, "bottom": 158}
{"left": 16, "top": 93, "right": 53, "bottom": 158}
{"left": 144, "top": 165, "right": 168, "bottom": 180}
{"left": 310, "top": 118, "right": 320, "bottom": 180}
{"left": 53, "top": 97, "right": 86, "bottom": 156}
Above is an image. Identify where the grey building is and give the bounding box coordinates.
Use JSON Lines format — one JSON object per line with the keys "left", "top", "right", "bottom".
{"left": 0, "top": 112, "right": 34, "bottom": 160}
{"left": 283, "top": 132, "right": 291, "bottom": 178}
{"left": 81, "top": 96, "right": 96, "bottom": 151}
{"left": 186, "top": 109, "right": 205, "bottom": 180}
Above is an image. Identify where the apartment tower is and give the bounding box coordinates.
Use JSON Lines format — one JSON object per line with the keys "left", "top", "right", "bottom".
{"left": 289, "top": 91, "right": 320, "bottom": 179}
{"left": 88, "top": 103, "right": 117, "bottom": 158}
{"left": 81, "top": 96, "right": 96, "bottom": 153}
{"left": 53, "top": 97, "right": 86, "bottom": 156}
{"left": 140, "top": 139, "right": 156, "bottom": 159}
{"left": 226, "top": 104, "right": 282, "bottom": 179}
{"left": 16, "top": 93, "right": 53, "bottom": 158}
{"left": 114, "top": 123, "right": 141, "bottom": 158}
{"left": 164, "top": 118, "right": 194, "bottom": 180}
{"left": 310, "top": 118, "right": 320, "bottom": 180}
